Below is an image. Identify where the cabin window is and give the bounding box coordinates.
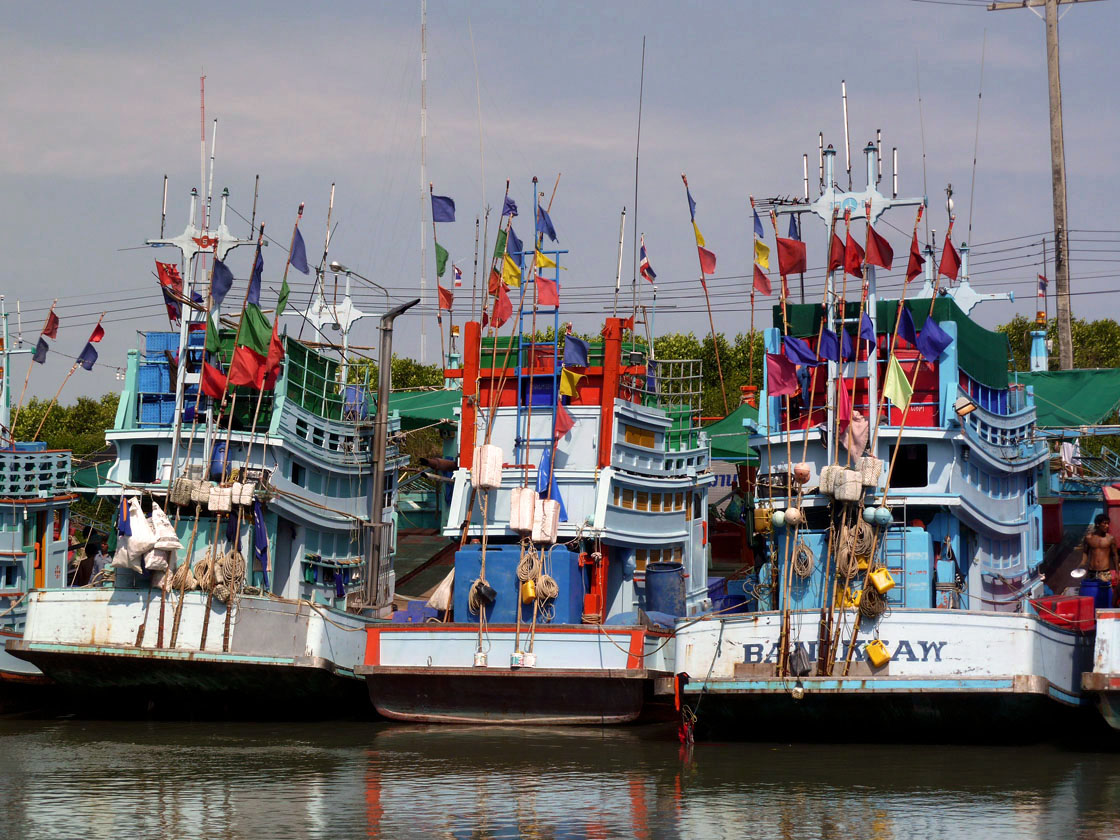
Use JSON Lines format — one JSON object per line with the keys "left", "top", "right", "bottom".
{"left": 888, "top": 444, "right": 928, "bottom": 489}
{"left": 636, "top": 491, "right": 649, "bottom": 512}
{"left": 671, "top": 545, "right": 683, "bottom": 561}
{"left": 623, "top": 424, "right": 656, "bottom": 449}
{"left": 650, "top": 493, "right": 662, "bottom": 512}
{"left": 612, "top": 485, "right": 620, "bottom": 506}
{"left": 291, "top": 461, "right": 305, "bottom": 487}
{"left": 635, "top": 548, "right": 648, "bottom": 572}
{"left": 674, "top": 492, "right": 685, "bottom": 511}
{"left": 693, "top": 493, "right": 703, "bottom": 521}
{"left": 3, "top": 564, "right": 16, "bottom": 588}
{"left": 130, "top": 444, "right": 158, "bottom": 484}
{"left": 52, "top": 509, "right": 64, "bottom": 540}
{"left": 621, "top": 488, "right": 635, "bottom": 510}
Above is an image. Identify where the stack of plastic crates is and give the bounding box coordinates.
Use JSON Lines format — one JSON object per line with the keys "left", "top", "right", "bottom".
{"left": 138, "top": 329, "right": 206, "bottom": 425}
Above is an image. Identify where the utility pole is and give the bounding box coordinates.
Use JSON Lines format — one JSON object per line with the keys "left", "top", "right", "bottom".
{"left": 987, "top": 0, "right": 1104, "bottom": 369}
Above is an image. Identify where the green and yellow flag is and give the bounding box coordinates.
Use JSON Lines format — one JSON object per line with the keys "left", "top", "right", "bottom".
{"left": 882, "top": 354, "right": 912, "bottom": 409}
{"left": 754, "top": 239, "right": 770, "bottom": 271}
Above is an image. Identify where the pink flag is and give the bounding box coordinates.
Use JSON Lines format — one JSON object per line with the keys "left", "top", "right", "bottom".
{"left": 836, "top": 377, "right": 852, "bottom": 431}
{"left": 753, "top": 264, "right": 771, "bottom": 296}
{"left": 697, "top": 246, "right": 717, "bottom": 275}
{"left": 554, "top": 402, "right": 575, "bottom": 440}
{"left": 766, "top": 353, "right": 798, "bottom": 397}
{"left": 536, "top": 275, "right": 559, "bottom": 307}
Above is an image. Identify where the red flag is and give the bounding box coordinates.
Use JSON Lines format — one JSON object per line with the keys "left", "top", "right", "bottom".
{"left": 228, "top": 345, "right": 266, "bottom": 388}
{"left": 753, "top": 264, "right": 772, "bottom": 296}
{"left": 697, "top": 246, "right": 717, "bottom": 275}
{"left": 828, "top": 234, "right": 845, "bottom": 274}
{"left": 939, "top": 234, "right": 961, "bottom": 281}
{"left": 491, "top": 282, "right": 512, "bottom": 328}
{"left": 536, "top": 275, "right": 559, "bottom": 307}
{"left": 766, "top": 353, "right": 799, "bottom": 397}
{"left": 88, "top": 323, "right": 105, "bottom": 343}
{"left": 437, "top": 284, "right": 453, "bottom": 312}
{"left": 554, "top": 402, "right": 575, "bottom": 440}
{"left": 488, "top": 268, "right": 502, "bottom": 295}
{"left": 261, "top": 322, "right": 285, "bottom": 390}
{"left": 776, "top": 237, "right": 807, "bottom": 276}
{"left": 156, "top": 261, "right": 183, "bottom": 294}
{"left": 865, "top": 224, "right": 894, "bottom": 270}
{"left": 906, "top": 231, "right": 926, "bottom": 283}
{"left": 836, "top": 376, "right": 852, "bottom": 432}
{"left": 42, "top": 311, "right": 59, "bottom": 339}
{"left": 201, "top": 362, "right": 227, "bottom": 399}
{"left": 844, "top": 232, "right": 864, "bottom": 278}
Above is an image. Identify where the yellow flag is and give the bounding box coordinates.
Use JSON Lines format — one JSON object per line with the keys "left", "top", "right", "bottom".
{"left": 559, "top": 367, "right": 584, "bottom": 398}
{"left": 754, "top": 239, "right": 770, "bottom": 271}
{"left": 882, "top": 354, "right": 913, "bottom": 410}
{"left": 535, "top": 249, "right": 556, "bottom": 270}
{"left": 692, "top": 221, "right": 706, "bottom": 248}
{"left": 502, "top": 252, "right": 522, "bottom": 287}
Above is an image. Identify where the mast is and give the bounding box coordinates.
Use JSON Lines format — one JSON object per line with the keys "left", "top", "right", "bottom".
{"left": 418, "top": 0, "right": 429, "bottom": 365}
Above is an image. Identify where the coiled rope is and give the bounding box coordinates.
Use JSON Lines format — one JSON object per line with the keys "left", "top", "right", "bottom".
{"left": 792, "top": 540, "right": 815, "bottom": 579}
{"left": 858, "top": 581, "right": 888, "bottom": 619}
{"left": 853, "top": 520, "right": 875, "bottom": 555}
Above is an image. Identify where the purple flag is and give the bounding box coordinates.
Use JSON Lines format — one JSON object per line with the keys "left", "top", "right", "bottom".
{"left": 289, "top": 227, "right": 310, "bottom": 274}
{"left": 860, "top": 312, "right": 875, "bottom": 344}
{"left": 783, "top": 335, "right": 821, "bottom": 367}
{"left": 211, "top": 258, "right": 234, "bottom": 306}
{"left": 247, "top": 252, "right": 264, "bottom": 306}
{"left": 76, "top": 342, "right": 97, "bottom": 371}
{"left": 898, "top": 306, "right": 918, "bottom": 347}
{"left": 32, "top": 337, "right": 48, "bottom": 364}
{"left": 767, "top": 353, "right": 799, "bottom": 397}
{"left": 502, "top": 196, "right": 518, "bottom": 218}
{"left": 431, "top": 194, "right": 456, "bottom": 223}
{"left": 818, "top": 329, "right": 841, "bottom": 362}
{"left": 916, "top": 316, "right": 953, "bottom": 362}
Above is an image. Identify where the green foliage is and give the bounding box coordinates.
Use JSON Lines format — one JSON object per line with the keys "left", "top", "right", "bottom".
{"left": 346, "top": 355, "right": 444, "bottom": 389}
{"left": 13, "top": 393, "right": 119, "bottom": 456}
{"left": 998, "top": 316, "right": 1120, "bottom": 372}
{"left": 653, "top": 331, "right": 764, "bottom": 417}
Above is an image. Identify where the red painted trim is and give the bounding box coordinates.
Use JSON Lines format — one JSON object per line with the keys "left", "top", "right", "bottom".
{"left": 0, "top": 552, "right": 27, "bottom": 557}
{"left": 460, "top": 321, "right": 481, "bottom": 470}
{"left": 597, "top": 319, "right": 623, "bottom": 469}
{"left": 0, "top": 495, "right": 76, "bottom": 505}
{"left": 364, "top": 627, "right": 381, "bottom": 666}
{"left": 701, "top": 520, "right": 708, "bottom": 547}
{"left": 626, "top": 630, "right": 645, "bottom": 669}
{"left": 1097, "top": 609, "right": 1120, "bottom": 620}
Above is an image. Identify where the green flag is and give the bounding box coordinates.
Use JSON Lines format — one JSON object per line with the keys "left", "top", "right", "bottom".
{"left": 435, "top": 242, "right": 449, "bottom": 278}
{"left": 236, "top": 304, "right": 272, "bottom": 356}
{"left": 277, "top": 276, "right": 290, "bottom": 318}
{"left": 882, "top": 354, "right": 913, "bottom": 410}
{"left": 493, "top": 229, "right": 507, "bottom": 261}
{"left": 205, "top": 314, "right": 221, "bottom": 354}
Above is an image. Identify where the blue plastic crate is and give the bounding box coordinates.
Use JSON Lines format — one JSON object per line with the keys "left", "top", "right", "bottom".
{"left": 139, "top": 395, "right": 177, "bottom": 425}
{"left": 137, "top": 363, "right": 170, "bottom": 393}
{"left": 144, "top": 332, "right": 178, "bottom": 359}
{"left": 187, "top": 327, "right": 205, "bottom": 347}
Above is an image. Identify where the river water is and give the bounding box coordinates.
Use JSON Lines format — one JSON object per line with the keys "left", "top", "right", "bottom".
{"left": 1, "top": 720, "right": 1118, "bottom": 839}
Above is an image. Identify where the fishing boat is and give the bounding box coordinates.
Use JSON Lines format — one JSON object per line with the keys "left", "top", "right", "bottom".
{"left": 7, "top": 172, "right": 413, "bottom": 716}
{"left": 670, "top": 138, "right": 1115, "bottom": 740}
{"left": 355, "top": 194, "right": 715, "bottom": 724}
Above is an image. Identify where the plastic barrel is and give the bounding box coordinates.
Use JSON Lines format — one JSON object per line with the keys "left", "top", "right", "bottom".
{"left": 646, "top": 562, "right": 686, "bottom": 617}
{"left": 1080, "top": 578, "right": 1112, "bottom": 610}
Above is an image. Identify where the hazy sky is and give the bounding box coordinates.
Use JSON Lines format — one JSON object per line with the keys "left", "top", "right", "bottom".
{"left": 4, "top": 0, "right": 1119, "bottom": 400}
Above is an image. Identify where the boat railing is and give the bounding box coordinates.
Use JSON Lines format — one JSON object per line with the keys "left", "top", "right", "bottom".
{"left": 0, "top": 448, "right": 71, "bottom": 498}
{"left": 622, "top": 357, "right": 703, "bottom": 452}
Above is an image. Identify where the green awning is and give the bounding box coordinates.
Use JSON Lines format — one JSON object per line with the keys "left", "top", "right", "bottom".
{"left": 776, "top": 296, "right": 1011, "bottom": 390}
{"left": 703, "top": 403, "right": 759, "bottom": 462}
{"left": 72, "top": 461, "right": 111, "bottom": 492}
{"left": 388, "top": 389, "right": 461, "bottom": 431}
{"left": 1015, "top": 368, "right": 1120, "bottom": 428}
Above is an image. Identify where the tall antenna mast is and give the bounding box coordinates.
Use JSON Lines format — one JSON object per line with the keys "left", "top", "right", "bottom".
{"left": 631, "top": 36, "right": 646, "bottom": 329}
{"left": 842, "top": 80, "right": 852, "bottom": 189}
{"left": 418, "top": 0, "right": 429, "bottom": 365}
{"left": 199, "top": 74, "right": 206, "bottom": 229}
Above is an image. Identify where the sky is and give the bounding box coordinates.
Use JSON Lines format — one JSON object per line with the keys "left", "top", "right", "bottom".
{"left": 4, "top": 0, "right": 1120, "bottom": 400}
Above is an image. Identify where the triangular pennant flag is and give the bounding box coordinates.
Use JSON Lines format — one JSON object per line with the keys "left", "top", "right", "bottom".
{"left": 753, "top": 264, "right": 772, "bottom": 296}
{"left": 844, "top": 231, "right": 864, "bottom": 278}
{"left": 916, "top": 316, "right": 953, "bottom": 362}
{"left": 493, "top": 228, "right": 507, "bottom": 261}
{"left": 906, "top": 231, "right": 926, "bottom": 283}
{"left": 205, "top": 314, "right": 221, "bottom": 354}
{"left": 42, "top": 310, "right": 59, "bottom": 339}
{"left": 866, "top": 223, "right": 894, "bottom": 270}
{"left": 559, "top": 367, "right": 585, "bottom": 398}
{"left": 828, "top": 233, "right": 845, "bottom": 274}
{"left": 535, "top": 249, "right": 557, "bottom": 270}
{"left": 88, "top": 324, "right": 105, "bottom": 343}
{"left": 692, "top": 220, "right": 706, "bottom": 248}
{"left": 435, "top": 242, "right": 449, "bottom": 278}
{"left": 262, "top": 322, "right": 286, "bottom": 390}
{"left": 883, "top": 355, "right": 913, "bottom": 409}
{"left": 939, "top": 234, "right": 961, "bottom": 281}
{"left": 698, "top": 246, "right": 717, "bottom": 275}
{"left": 536, "top": 275, "right": 559, "bottom": 307}
{"left": 537, "top": 203, "right": 557, "bottom": 242}
{"left": 898, "top": 305, "right": 918, "bottom": 347}
{"left": 554, "top": 402, "right": 575, "bottom": 440}
{"left": 229, "top": 345, "right": 267, "bottom": 388}
{"left": 289, "top": 227, "right": 310, "bottom": 274}
{"left": 563, "top": 335, "right": 589, "bottom": 367}
{"left": 754, "top": 239, "right": 770, "bottom": 271}
{"left": 753, "top": 209, "right": 765, "bottom": 239}
{"left": 788, "top": 214, "right": 800, "bottom": 241}
{"left": 277, "top": 276, "right": 290, "bottom": 318}
{"left": 766, "top": 353, "right": 798, "bottom": 397}
{"left": 536, "top": 447, "right": 567, "bottom": 521}
{"left": 236, "top": 304, "right": 273, "bottom": 357}
{"left": 488, "top": 268, "right": 502, "bottom": 295}
{"left": 842, "top": 327, "right": 855, "bottom": 362}
{"left": 507, "top": 226, "right": 524, "bottom": 267}
{"left": 502, "top": 196, "right": 518, "bottom": 217}
{"left": 836, "top": 373, "right": 852, "bottom": 431}
{"left": 860, "top": 312, "right": 876, "bottom": 344}
{"left": 437, "top": 284, "right": 453, "bottom": 311}
{"left": 431, "top": 194, "right": 456, "bottom": 223}
{"left": 491, "top": 282, "right": 512, "bottom": 328}
{"left": 776, "top": 237, "right": 807, "bottom": 276}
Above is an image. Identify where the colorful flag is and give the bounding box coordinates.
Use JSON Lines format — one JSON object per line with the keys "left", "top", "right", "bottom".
{"left": 238, "top": 305, "right": 273, "bottom": 357}
{"left": 491, "top": 282, "right": 512, "bottom": 328}
{"left": 698, "top": 245, "right": 717, "bottom": 275}
{"left": 289, "top": 227, "right": 310, "bottom": 274}
{"left": 916, "top": 317, "right": 953, "bottom": 362}
{"left": 537, "top": 204, "right": 557, "bottom": 242}
{"left": 752, "top": 239, "right": 769, "bottom": 272}
{"left": 453, "top": 264, "right": 463, "bottom": 288}
{"left": 89, "top": 323, "right": 105, "bottom": 343}
{"left": 692, "top": 220, "right": 706, "bottom": 248}
{"left": 639, "top": 235, "right": 656, "bottom": 283}
{"left": 535, "top": 447, "right": 567, "bottom": 521}
{"left": 1037, "top": 274, "right": 1048, "bottom": 297}
{"left": 502, "top": 252, "right": 522, "bottom": 288}
{"left": 277, "top": 276, "right": 290, "bottom": 318}
{"left": 435, "top": 242, "right": 449, "bottom": 278}
{"left": 252, "top": 500, "right": 270, "bottom": 589}
{"left": 788, "top": 214, "right": 800, "bottom": 241}
{"left": 860, "top": 312, "right": 876, "bottom": 344}
{"left": 32, "top": 337, "right": 48, "bottom": 364}
{"left": 939, "top": 233, "right": 961, "bottom": 281}
{"left": 261, "top": 322, "right": 285, "bottom": 389}
{"left": 437, "top": 284, "right": 453, "bottom": 311}
{"left": 559, "top": 367, "right": 584, "bottom": 398}
{"left": 766, "top": 352, "right": 798, "bottom": 397}
{"left": 205, "top": 314, "right": 221, "bottom": 355}
{"left": 535, "top": 249, "right": 558, "bottom": 271}
{"left": 488, "top": 268, "right": 502, "bottom": 295}
{"left": 563, "top": 335, "right": 589, "bottom": 367}
{"left": 507, "top": 226, "right": 524, "bottom": 267}
{"left": 776, "top": 237, "right": 807, "bottom": 276}
{"left": 753, "top": 209, "right": 765, "bottom": 239}
{"left": 431, "top": 194, "right": 456, "bottom": 223}
{"left": 866, "top": 223, "right": 894, "bottom": 270}
{"left": 842, "top": 327, "right": 855, "bottom": 362}
{"left": 229, "top": 345, "right": 267, "bottom": 387}
{"left": 157, "top": 260, "right": 183, "bottom": 325}
{"left": 536, "top": 275, "right": 559, "bottom": 307}
{"left": 247, "top": 251, "right": 264, "bottom": 306}
{"left": 844, "top": 232, "right": 864, "bottom": 278}
{"left": 686, "top": 185, "right": 698, "bottom": 220}
{"left": 502, "top": 196, "right": 518, "bottom": 217}
{"left": 783, "top": 335, "right": 820, "bottom": 366}
{"left": 76, "top": 342, "right": 97, "bottom": 371}
{"left": 117, "top": 496, "right": 131, "bottom": 537}
{"left": 211, "top": 258, "right": 234, "bottom": 306}
{"left": 882, "top": 355, "right": 913, "bottom": 409}
{"left": 828, "top": 233, "right": 845, "bottom": 274}
{"left": 42, "top": 310, "right": 59, "bottom": 339}
{"left": 201, "top": 361, "right": 227, "bottom": 398}
{"left": 898, "top": 305, "right": 918, "bottom": 347}
{"left": 818, "top": 329, "right": 841, "bottom": 362}
{"left": 906, "top": 231, "right": 926, "bottom": 283}
{"left": 836, "top": 373, "right": 852, "bottom": 430}
{"left": 554, "top": 402, "right": 575, "bottom": 440}
{"left": 753, "top": 264, "right": 771, "bottom": 296}
{"left": 493, "top": 228, "right": 507, "bottom": 261}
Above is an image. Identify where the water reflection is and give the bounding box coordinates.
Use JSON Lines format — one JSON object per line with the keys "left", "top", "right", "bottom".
{"left": 0, "top": 720, "right": 1119, "bottom": 839}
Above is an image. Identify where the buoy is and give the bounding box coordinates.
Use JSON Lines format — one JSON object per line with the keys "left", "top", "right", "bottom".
{"left": 772, "top": 510, "right": 786, "bottom": 529}
{"left": 784, "top": 507, "right": 803, "bottom": 527}
{"left": 874, "top": 507, "right": 893, "bottom": 527}
{"left": 862, "top": 506, "right": 877, "bottom": 524}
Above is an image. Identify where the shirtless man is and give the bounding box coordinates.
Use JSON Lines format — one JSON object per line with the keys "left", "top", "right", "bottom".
{"left": 1081, "top": 514, "right": 1119, "bottom": 584}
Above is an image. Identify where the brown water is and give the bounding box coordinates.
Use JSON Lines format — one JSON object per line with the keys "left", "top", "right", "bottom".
{"left": 1, "top": 720, "right": 1119, "bottom": 839}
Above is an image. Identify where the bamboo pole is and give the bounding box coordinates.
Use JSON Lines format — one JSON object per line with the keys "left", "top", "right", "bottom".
{"left": 33, "top": 312, "right": 103, "bottom": 442}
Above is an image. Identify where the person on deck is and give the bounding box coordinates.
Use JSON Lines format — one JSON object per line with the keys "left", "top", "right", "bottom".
{"left": 1081, "top": 514, "right": 1119, "bottom": 600}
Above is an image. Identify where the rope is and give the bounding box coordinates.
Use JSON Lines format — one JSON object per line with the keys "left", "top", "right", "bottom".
{"left": 853, "top": 519, "right": 875, "bottom": 555}
{"left": 468, "top": 578, "right": 491, "bottom": 616}
{"left": 0, "top": 592, "right": 27, "bottom": 619}
{"left": 858, "top": 583, "right": 888, "bottom": 619}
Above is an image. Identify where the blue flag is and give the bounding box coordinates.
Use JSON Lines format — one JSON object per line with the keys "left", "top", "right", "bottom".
{"left": 502, "top": 196, "right": 518, "bottom": 217}
{"left": 686, "top": 188, "right": 697, "bottom": 221}
{"left": 226, "top": 509, "right": 240, "bottom": 552}
{"left": 788, "top": 214, "right": 800, "bottom": 241}
{"left": 191, "top": 290, "right": 205, "bottom": 305}
{"left": 563, "top": 335, "right": 589, "bottom": 367}
{"left": 753, "top": 209, "right": 765, "bottom": 239}
{"left": 76, "top": 342, "right": 97, "bottom": 371}
{"left": 898, "top": 305, "right": 918, "bottom": 347}
{"left": 860, "top": 312, "right": 876, "bottom": 344}
{"left": 431, "top": 194, "right": 456, "bottom": 223}
{"left": 247, "top": 252, "right": 264, "bottom": 306}
{"left": 211, "top": 258, "right": 234, "bottom": 306}
{"left": 32, "top": 337, "right": 48, "bottom": 364}
{"left": 535, "top": 447, "right": 568, "bottom": 522}
{"left": 818, "top": 329, "right": 841, "bottom": 362}
{"left": 289, "top": 227, "right": 310, "bottom": 274}
{"left": 537, "top": 204, "right": 557, "bottom": 242}
{"left": 117, "top": 496, "right": 131, "bottom": 537}
{"left": 252, "top": 500, "right": 270, "bottom": 589}
{"left": 842, "top": 328, "right": 855, "bottom": 361}
{"left": 507, "top": 225, "right": 524, "bottom": 267}
{"left": 916, "top": 316, "right": 953, "bottom": 362}
{"left": 783, "top": 335, "right": 821, "bottom": 366}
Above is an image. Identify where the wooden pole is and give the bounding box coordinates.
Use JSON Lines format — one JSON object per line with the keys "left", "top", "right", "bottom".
{"left": 12, "top": 300, "right": 56, "bottom": 435}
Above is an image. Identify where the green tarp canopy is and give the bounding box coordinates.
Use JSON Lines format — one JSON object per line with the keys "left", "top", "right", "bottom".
{"left": 703, "top": 403, "right": 759, "bottom": 463}
{"left": 776, "top": 296, "right": 1011, "bottom": 390}
{"left": 72, "top": 460, "right": 111, "bottom": 492}
{"left": 1014, "top": 368, "right": 1120, "bottom": 428}
{"left": 388, "top": 389, "right": 461, "bottom": 431}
